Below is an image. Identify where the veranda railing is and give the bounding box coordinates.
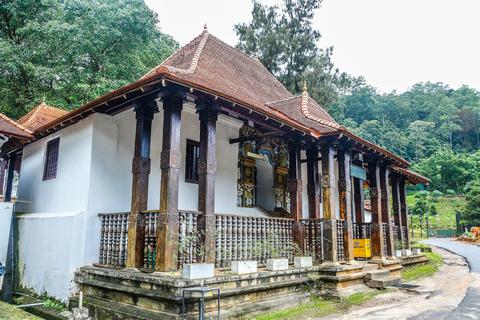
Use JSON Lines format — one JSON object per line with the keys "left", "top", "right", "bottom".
{"left": 97, "top": 212, "right": 349, "bottom": 270}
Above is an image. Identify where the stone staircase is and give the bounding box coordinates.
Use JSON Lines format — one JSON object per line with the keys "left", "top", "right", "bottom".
{"left": 363, "top": 263, "right": 401, "bottom": 289}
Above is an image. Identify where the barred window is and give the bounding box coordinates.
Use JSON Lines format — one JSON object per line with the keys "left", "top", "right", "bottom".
{"left": 185, "top": 139, "right": 199, "bottom": 183}
{"left": 43, "top": 138, "right": 60, "bottom": 180}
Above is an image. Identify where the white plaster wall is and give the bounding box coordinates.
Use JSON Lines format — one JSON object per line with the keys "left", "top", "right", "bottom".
{"left": 16, "top": 211, "right": 86, "bottom": 301}
{"left": 0, "top": 202, "right": 13, "bottom": 289}
{"left": 16, "top": 119, "right": 94, "bottom": 213}
{"left": 14, "top": 117, "right": 95, "bottom": 301}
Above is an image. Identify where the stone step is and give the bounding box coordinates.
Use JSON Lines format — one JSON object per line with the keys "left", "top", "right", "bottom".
{"left": 365, "top": 276, "right": 401, "bottom": 289}
{"left": 365, "top": 269, "right": 390, "bottom": 280}
{"left": 363, "top": 263, "right": 379, "bottom": 272}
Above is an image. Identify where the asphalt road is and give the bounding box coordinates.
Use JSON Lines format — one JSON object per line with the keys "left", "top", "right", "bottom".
{"left": 424, "top": 238, "right": 480, "bottom": 319}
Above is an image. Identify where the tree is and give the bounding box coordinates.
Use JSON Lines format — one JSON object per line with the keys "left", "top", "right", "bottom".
{"left": 235, "top": 0, "right": 360, "bottom": 106}
{"left": 462, "top": 181, "right": 480, "bottom": 226}
{"left": 0, "top": 0, "right": 178, "bottom": 118}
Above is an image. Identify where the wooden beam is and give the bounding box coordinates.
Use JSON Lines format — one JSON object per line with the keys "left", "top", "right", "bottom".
{"left": 228, "top": 131, "right": 283, "bottom": 144}
{"left": 399, "top": 177, "right": 410, "bottom": 249}
{"left": 126, "top": 99, "right": 157, "bottom": 268}
{"left": 320, "top": 142, "right": 338, "bottom": 262}
{"left": 337, "top": 145, "right": 354, "bottom": 262}
{"left": 353, "top": 177, "right": 365, "bottom": 223}
{"left": 367, "top": 160, "right": 386, "bottom": 259}
{"left": 156, "top": 88, "right": 185, "bottom": 271}
{"left": 391, "top": 174, "right": 404, "bottom": 249}
{"left": 196, "top": 95, "right": 219, "bottom": 263}
{"left": 288, "top": 140, "right": 305, "bottom": 252}
{"left": 306, "top": 142, "right": 321, "bottom": 220}
{"left": 380, "top": 165, "right": 395, "bottom": 256}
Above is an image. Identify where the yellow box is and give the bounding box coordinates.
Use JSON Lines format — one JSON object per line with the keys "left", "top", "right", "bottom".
{"left": 353, "top": 239, "right": 371, "bottom": 258}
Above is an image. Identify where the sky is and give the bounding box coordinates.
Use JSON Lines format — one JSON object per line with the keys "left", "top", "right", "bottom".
{"left": 145, "top": 0, "right": 480, "bottom": 93}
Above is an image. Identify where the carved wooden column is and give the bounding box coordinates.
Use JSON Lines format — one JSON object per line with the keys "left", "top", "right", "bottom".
{"left": 306, "top": 142, "right": 321, "bottom": 219}
{"left": 4, "top": 153, "right": 17, "bottom": 203}
{"left": 380, "top": 165, "right": 395, "bottom": 256}
{"left": 367, "top": 160, "right": 385, "bottom": 259}
{"left": 337, "top": 145, "right": 354, "bottom": 262}
{"left": 320, "top": 142, "right": 337, "bottom": 263}
{"left": 288, "top": 140, "right": 305, "bottom": 252}
{"left": 399, "top": 177, "right": 410, "bottom": 249}
{"left": 353, "top": 177, "right": 364, "bottom": 223}
{"left": 391, "top": 174, "right": 404, "bottom": 249}
{"left": 196, "top": 96, "right": 219, "bottom": 263}
{"left": 126, "top": 100, "right": 157, "bottom": 268}
{"left": 156, "top": 89, "right": 185, "bottom": 271}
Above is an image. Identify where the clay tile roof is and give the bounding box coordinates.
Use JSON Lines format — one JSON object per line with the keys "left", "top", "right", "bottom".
{"left": 18, "top": 101, "right": 69, "bottom": 132}
{"left": 391, "top": 166, "right": 430, "bottom": 185}
{"left": 0, "top": 113, "right": 32, "bottom": 139}
{"left": 266, "top": 87, "right": 344, "bottom": 134}
{"left": 141, "top": 29, "right": 309, "bottom": 127}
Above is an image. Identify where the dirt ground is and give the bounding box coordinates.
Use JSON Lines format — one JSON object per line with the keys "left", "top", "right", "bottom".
{"left": 319, "top": 247, "right": 474, "bottom": 320}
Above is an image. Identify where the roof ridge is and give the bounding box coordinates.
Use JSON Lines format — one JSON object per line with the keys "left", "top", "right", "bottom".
{"left": 300, "top": 89, "right": 344, "bottom": 130}
{"left": 19, "top": 103, "right": 43, "bottom": 128}
{"left": 265, "top": 95, "right": 301, "bottom": 105}
{"left": 162, "top": 29, "right": 210, "bottom": 75}
{"left": 140, "top": 30, "right": 208, "bottom": 79}
{"left": 0, "top": 113, "right": 33, "bottom": 135}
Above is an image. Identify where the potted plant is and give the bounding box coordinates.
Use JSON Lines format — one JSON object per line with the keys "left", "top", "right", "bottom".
{"left": 264, "top": 233, "right": 289, "bottom": 271}
{"left": 394, "top": 240, "right": 403, "bottom": 258}
{"left": 230, "top": 246, "right": 261, "bottom": 274}
{"left": 181, "top": 231, "right": 215, "bottom": 280}
{"left": 292, "top": 243, "right": 313, "bottom": 268}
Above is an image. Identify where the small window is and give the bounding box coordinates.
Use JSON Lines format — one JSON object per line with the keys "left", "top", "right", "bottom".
{"left": 185, "top": 139, "right": 199, "bottom": 183}
{"left": 43, "top": 138, "right": 60, "bottom": 180}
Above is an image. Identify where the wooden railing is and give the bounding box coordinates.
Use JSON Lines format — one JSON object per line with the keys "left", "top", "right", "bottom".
{"left": 97, "top": 212, "right": 358, "bottom": 269}
{"left": 336, "top": 220, "right": 345, "bottom": 262}
{"left": 98, "top": 212, "right": 129, "bottom": 268}
{"left": 381, "top": 223, "right": 388, "bottom": 256}
{"left": 301, "top": 219, "right": 324, "bottom": 261}
{"left": 353, "top": 223, "right": 372, "bottom": 239}
{"left": 215, "top": 214, "right": 294, "bottom": 267}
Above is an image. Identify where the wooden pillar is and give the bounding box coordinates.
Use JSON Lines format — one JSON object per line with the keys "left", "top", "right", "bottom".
{"left": 337, "top": 145, "right": 354, "bottom": 261}
{"left": 380, "top": 165, "right": 395, "bottom": 256}
{"left": 391, "top": 174, "right": 404, "bottom": 249}
{"left": 156, "top": 89, "right": 185, "bottom": 271}
{"left": 126, "top": 100, "right": 157, "bottom": 268}
{"left": 399, "top": 177, "right": 410, "bottom": 249}
{"left": 196, "top": 96, "right": 219, "bottom": 263}
{"left": 288, "top": 140, "right": 305, "bottom": 252}
{"left": 306, "top": 142, "right": 321, "bottom": 219}
{"left": 4, "top": 154, "right": 16, "bottom": 203}
{"left": 320, "top": 142, "right": 337, "bottom": 263}
{"left": 353, "top": 178, "right": 364, "bottom": 223}
{"left": 367, "top": 160, "right": 385, "bottom": 259}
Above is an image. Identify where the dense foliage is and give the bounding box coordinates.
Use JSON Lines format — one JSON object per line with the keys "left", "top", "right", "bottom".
{"left": 0, "top": 0, "right": 177, "bottom": 118}
{"left": 234, "top": 0, "right": 364, "bottom": 106}
{"left": 237, "top": 0, "right": 480, "bottom": 225}
{"left": 462, "top": 181, "right": 480, "bottom": 226}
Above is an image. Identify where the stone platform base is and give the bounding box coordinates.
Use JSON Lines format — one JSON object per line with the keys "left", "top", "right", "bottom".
{"left": 401, "top": 254, "right": 429, "bottom": 267}
{"left": 369, "top": 258, "right": 403, "bottom": 278}
{"left": 73, "top": 263, "right": 369, "bottom": 319}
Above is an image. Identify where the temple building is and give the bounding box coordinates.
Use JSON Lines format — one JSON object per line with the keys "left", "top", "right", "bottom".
{"left": 0, "top": 28, "right": 429, "bottom": 318}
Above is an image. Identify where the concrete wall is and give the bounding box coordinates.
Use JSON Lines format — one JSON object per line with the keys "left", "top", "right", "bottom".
{"left": 15, "top": 117, "right": 95, "bottom": 301}
{"left": 0, "top": 202, "right": 13, "bottom": 290}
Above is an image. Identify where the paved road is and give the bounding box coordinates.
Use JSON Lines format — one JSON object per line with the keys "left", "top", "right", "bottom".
{"left": 424, "top": 238, "right": 480, "bottom": 319}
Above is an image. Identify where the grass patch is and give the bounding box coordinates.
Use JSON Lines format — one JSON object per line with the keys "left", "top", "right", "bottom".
{"left": 407, "top": 195, "right": 465, "bottom": 239}
{"left": 402, "top": 251, "right": 442, "bottom": 281}
{"left": 344, "top": 291, "right": 380, "bottom": 305}
{"left": 250, "top": 291, "right": 382, "bottom": 320}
